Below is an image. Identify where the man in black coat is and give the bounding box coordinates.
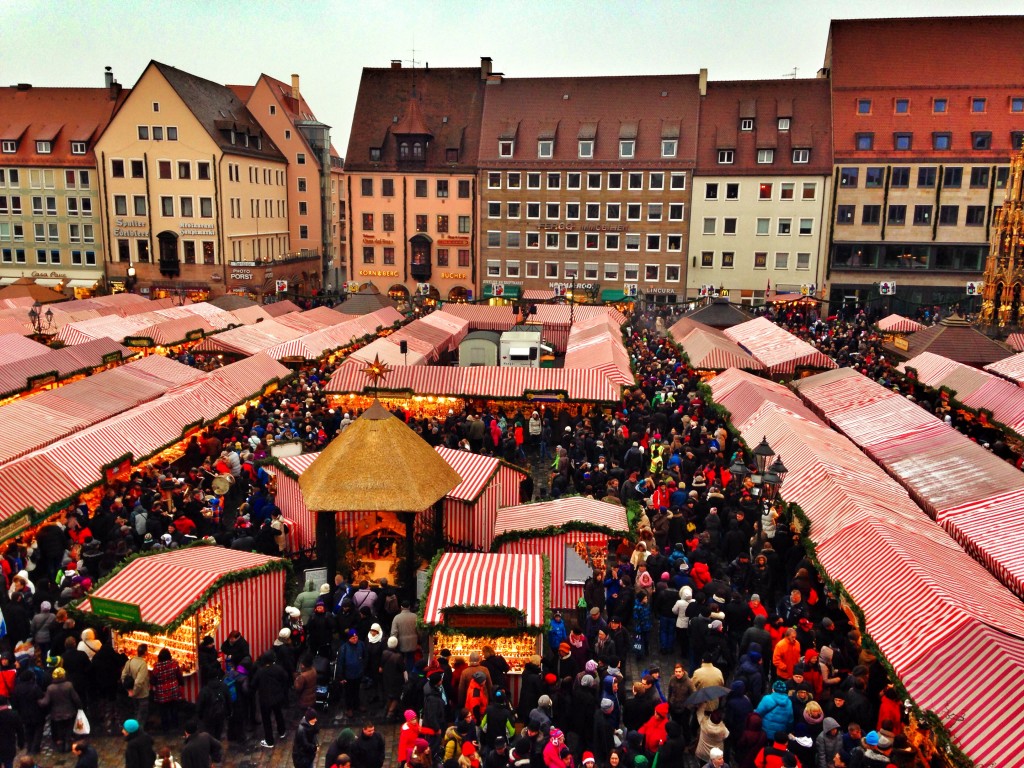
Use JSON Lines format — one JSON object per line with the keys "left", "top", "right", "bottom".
{"left": 122, "top": 719, "right": 155, "bottom": 768}
{"left": 0, "top": 696, "right": 25, "bottom": 768}
{"left": 252, "top": 652, "right": 290, "bottom": 748}
{"left": 292, "top": 709, "right": 319, "bottom": 768}
{"left": 349, "top": 721, "right": 386, "bottom": 768}
{"left": 180, "top": 720, "right": 223, "bottom": 768}
{"left": 72, "top": 739, "right": 99, "bottom": 768}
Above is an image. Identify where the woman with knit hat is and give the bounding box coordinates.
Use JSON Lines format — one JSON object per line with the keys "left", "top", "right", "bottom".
{"left": 37, "top": 666, "right": 80, "bottom": 753}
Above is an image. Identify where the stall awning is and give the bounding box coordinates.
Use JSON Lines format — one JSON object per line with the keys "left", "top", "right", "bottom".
{"left": 423, "top": 552, "right": 546, "bottom": 628}
{"left": 600, "top": 289, "right": 634, "bottom": 302}
{"left": 64, "top": 279, "right": 99, "bottom": 289}
{"left": 77, "top": 546, "right": 286, "bottom": 630}
{"left": 483, "top": 284, "right": 520, "bottom": 299}
{"left": 493, "top": 497, "right": 628, "bottom": 537}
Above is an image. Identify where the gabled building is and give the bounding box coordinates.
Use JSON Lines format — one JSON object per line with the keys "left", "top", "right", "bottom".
{"left": 345, "top": 59, "right": 488, "bottom": 306}
{"left": 824, "top": 16, "right": 1024, "bottom": 312}
{"left": 688, "top": 78, "right": 832, "bottom": 305}
{"left": 234, "top": 73, "right": 345, "bottom": 293}
{"left": 0, "top": 73, "right": 126, "bottom": 296}
{"left": 477, "top": 71, "right": 703, "bottom": 307}
{"left": 95, "top": 61, "right": 290, "bottom": 299}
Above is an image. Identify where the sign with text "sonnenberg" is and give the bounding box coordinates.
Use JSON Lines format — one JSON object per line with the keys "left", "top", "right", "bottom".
{"left": 89, "top": 596, "right": 143, "bottom": 623}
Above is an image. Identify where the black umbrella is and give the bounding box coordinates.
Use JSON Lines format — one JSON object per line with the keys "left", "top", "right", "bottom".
{"left": 684, "top": 685, "right": 731, "bottom": 707}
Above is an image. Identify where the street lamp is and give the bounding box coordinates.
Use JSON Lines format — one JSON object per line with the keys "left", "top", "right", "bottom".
{"left": 126, "top": 264, "right": 137, "bottom": 294}
{"left": 28, "top": 300, "right": 54, "bottom": 336}
{"left": 752, "top": 436, "right": 775, "bottom": 475}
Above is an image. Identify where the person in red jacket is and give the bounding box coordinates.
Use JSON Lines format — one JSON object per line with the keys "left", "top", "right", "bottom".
{"left": 397, "top": 710, "right": 435, "bottom": 766}
{"left": 638, "top": 702, "right": 670, "bottom": 754}
{"left": 877, "top": 685, "right": 903, "bottom": 736}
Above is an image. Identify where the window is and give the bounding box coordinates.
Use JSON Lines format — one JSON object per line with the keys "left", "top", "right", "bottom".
{"left": 646, "top": 234, "right": 661, "bottom": 252}
{"left": 165, "top": 125, "right": 177, "bottom": 141}
{"left": 415, "top": 215, "right": 428, "bottom": 232}
{"left": 857, "top": 99, "right": 871, "bottom": 114}
{"left": 585, "top": 202, "right": 600, "bottom": 220}
{"left": 296, "top": 153, "right": 306, "bottom": 165}
{"left": 298, "top": 201, "right": 307, "bottom": 215}
{"left": 777, "top": 218, "right": 792, "bottom": 235}
{"left": 662, "top": 139, "right": 677, "bottom": 157}
{"left": 487, "top": 232, "right": 501, "bottom": 249}
{"left": 802, "top": 183, "right": 816, "bottom": 200}
{"left": 31, "top": 196, "right": 43, "bottom": 215}
{"left": 757, "top": 149, "right": 774, "bottom": 164}
{"left": 644, "top": 264, "right": 659, "bottom": 281}
{"left": 1, "top": 141, "right": 16, "bottom": 153}
{"left": 702, "top": 217, "right": 716, "bottom": 235}
{"left": 152, "top": 126, "right": 164, "bottom": 141}
{"left": 619, "top": 140, "right": 635, "bottom": 158}
{"left": 137, "top": 239, "right": 149, "bottom": 262}
{"left": 606, "top": 203, "right": 620, "bottom": 220}
{"left": 933, "top": 133, "right": 952, "bottom": 151}
{"left": 625, "top": 234, "right": 640, "bottom": 251}
{"left": 382, "top": 213, "right": 395, "bottom": 232}
{"left": 488, "top": 201, "right": 501, "bottom": 218}
{"left": 797, "top": 252, "right": 811, "bottom": 270}
{"left": 133, "top": 195, "right": 147, "bottom": 215}
{"left": 565, "top": 233, "right": 579, "bottom": 249}
{"left": 526, "top": 202, "right": 540, "bottom": 219}
{"left": 507, "top": 172, "right": 520, "bottom": 189}
{"left": 972, "top": 97, "right": 986, "bottom": 113}
{"left": 865, "top": 167, "right": 884, "bottom": 188}
{"left": 943, "top": 167, "right": 963, "bottom": 187}
{"left": 756, "top": 218, "right": 770, "bottom": 235}
{"left": 458, "top": 250, "right": 470, "bottom": 267}
{"left": 567, "top": 172, "right": 581, "bottom": 189}
{"left": 840, "top": 167, "right": 859, "bottom": 187}
{"left": 538, "top": 140, "right": 553, "bottom": 158}
{"left": 526, "top": 232, "right": 539, "bottom": 249}
{"left": 608, "top": 172, "right": 623, "bottom": 190}
{"left": 196, "top": 162, "right": 210, "bottom": 180}
{"left": 362, "top": 213, "right": 374, "bottom": 231}
{"left": 893, "top": 98, "right": 909, "bottom": 114}
{"left": 970, "top": 167, "right": 990, "bottom": 188}
{"left": 603, "top": 263, "right": 619, "bottom": 281}
{"left": 566, "top": 203, "right": 580, "bottom": 220}
{"left": 934, "top": 98, "right": 947, "bottom": 113}
{"left": 70, "top": 141, "right": 86, "bottom": 155}
{"left": 488, "top": 172, "right": 501, "bottom": 189}
{"left": 856, "top": 133, "right": 874, "bottom": 151}
{"left": 798, "top": 218, "right": 813, "bottom": 235}
{"left": 160, "top": 196, "right": 174, "bottom": 216}
{"left": 778, "top": 117, "right": 791, "bottom": 130}
{"left": 9, "top": 196, "right": 19, "bottom": 215}
{"left": 130, "top": 160, "right": 144, "bottom": 178}
{"left": 670, "top": 172, "right": 686, "bottom": 190}
{"left": 891, "top": 167, "right": 910, "bottom": 187}
{"left": 723, "top": 217, "right": 737, "bottom": 235}
{"left": 297, "top": 178, "right": 308, "bottom": 193}
{"left": 200, "top": 197, "right": 212, "bottom": 217}
{"left": 459, "top": 215, "right": 471, "bottom": 234}
{"left": 362, "top": 246, "right": 374, "bottom": 264}
{"left": 67, "top": 197, "right": 78, "bottom": 216}
{"left": 721, "top": 252, "right": 734, "bottom": 269}
{"left": 649, "top": 172, "right": 664, "bottom": 190}
{"left": 837, "top": 205, "right": 855, "bottom": 224}
{"left": 578, "top": 140, "right": 593, "bottom": 158}
{"left": 862, "top": 205, "right": 881, "bottom": 225}
{"left": 1013, "top": 97, "right": 1024, "bottom": 113}
{"left": 180, "top": 197, "right": 193, "bottom": 217}
{"left": 545, "top": 262, "right": 559, "bottom": 279}
{"left": 137, "top": 125, "right": 149, "bottom": 140}
{"left": 740, "top": 118, "right": 754, "bottom": 131}
{"left": 669, "top": 203, "right": 684, "bottom": 221}
{"left": 378, "top": 178, "right": 394, "bottom": 197}
{"left": 705, "top": 182, "right": 719, "bottom": 200}
{"left": 887, "top": 205, "right": 907, "bottom": 225}
{"left": 913, "top": 205, "right": 932, "bottom": 226}
{"left": 499, "top": 140, "right": 514, "bottom": 157}
{"left": 508, "top": 202, "right": 520, "bottom": 218}
{"left": 667, "top": 234, "right": 682, "bottom": 251}
{"left": 701, "top": 251, "right": 714, "bottom": 267}
{"left": 507, "top": 232, "right": 521, "bottom": 248}
{"left": 938, "top": 205, "right": 959, "bottom": 226}
{"left": 780, "top": 182, "right": 795, "bottom": 200}
{"left": 69, "top": 224, "right": 80, "bottom": 243}
{"left": 758, "top": 182, "right": 773, "bottom": 200}
{"left": 648, "top": 203, "right": 663, "bottom": 222}
{"left": 151, "top": 160, "right": 167, "bottom": 179}
{"left": 774, "top": 252, "right": 789, "bottom": 269}
{"left": 718, "top": 149, "right": 735, "bottom": 165}
{"left": 546, "top": 202, "right": 560, "bottom": 220}
{"left": 754, "top": 252, "right": 767, "bottom": 269}
{"left": 114, "top": 195, "right": 127, "bottom": 216}
{"left": 369, "top": 147, "right": 381, "bottom": 162}
{"left": 628, "top": 172, "right": 643, "bottom": 190}
{"left": 111, "top": 159, "right": 125, "bottom": 178}
{"left": 458, "top": 179, "right": 470, "bottom": 198}
{"left": 966, "top": 205, "right": 986, "bottom": 226}
{"left": 35, "top": 248, "right": 47, "bottom": 264}
{"left": 889, "top": 132, "right": 913, "bottom": 152}
{"left": 436, "top": 248, "right": 449, "bottom": 266}
{"left": 918, "top": 167, "right": 937, "bottom": 188}
{"left": 792, "top": 148, "right": 810, "bottom": 163}
{"left": 546, "top": 232, "right": 559, "bottom": 249}
{"left": 972, "top": 131, "right": 992, "bottom": 150}
{"left": 361, "top": 178, "right": 373, "bottom": 196}
{"left": 726, "top": 183, "right": 739, "bottom": 200}
{"left": 415, "top": 179, "right": 427, "bottom": 197}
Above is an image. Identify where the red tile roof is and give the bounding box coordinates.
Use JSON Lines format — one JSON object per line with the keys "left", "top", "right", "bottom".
{"left": 345, "top": 66, "right": 486, "bottom": 172}
{"left": 478, "top": 74, "right": 701, "bottom": 168}
{"left": 0, "top": 86, "right": 126, "bottom": 167}
{"left": 695, "top": 78, "right": 832, "bottom": 175}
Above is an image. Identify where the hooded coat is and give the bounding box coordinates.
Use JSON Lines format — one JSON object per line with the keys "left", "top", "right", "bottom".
{"left": 814, "top": 717, "right": 843, "bottom": 768}
{"left": 754, "top": 686, "right": 794, "bottom": 738}
{"left": 724, "top": 680, "right": 753, "bottom": 736}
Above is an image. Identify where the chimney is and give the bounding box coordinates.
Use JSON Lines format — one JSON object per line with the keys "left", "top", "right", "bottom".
{"left": 291, "top": 74, "right": 301, "bottom": 100}
{"left": 391, "top": 60, "right": 402, "bottom": 69}
{"left": 104, "top": 66, "right": 113, "bottom": 89}
{"left": 698, "top": 68, "right": 708, "bottom": 97}
{"left": 481, "top": 56, "right": 493, "bottom": 80}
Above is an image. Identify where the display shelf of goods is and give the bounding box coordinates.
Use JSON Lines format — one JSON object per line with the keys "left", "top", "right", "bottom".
{"left": 112, "top": 603, "right": 222, "bottom": 676}
{"left": 432, "top": 632, "right": 537, "bottom": 672}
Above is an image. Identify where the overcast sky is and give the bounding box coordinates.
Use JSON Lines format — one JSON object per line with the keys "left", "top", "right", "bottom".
{"left": 2, "top": 0, "right": 1014, "bottom": 154}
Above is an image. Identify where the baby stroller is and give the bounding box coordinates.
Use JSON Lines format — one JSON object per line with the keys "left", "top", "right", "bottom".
{"left": 313, "top": 653, "right": 337, "bottom": 711}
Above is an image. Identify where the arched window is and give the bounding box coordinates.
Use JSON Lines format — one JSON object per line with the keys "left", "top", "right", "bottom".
{"left": 399, "top": 142, "right": 409, "bottom": 160}
{"left": 412, "top": 142, "right": 423, "bottom": 160}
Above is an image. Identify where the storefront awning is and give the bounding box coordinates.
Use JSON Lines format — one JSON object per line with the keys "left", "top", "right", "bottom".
{"left": 32, "top": 278, "right": 63, "bottom": 287}
{"left": 600, "top": 289, "right": 635, "bottom": 302}
{"left": 65, "top": 279, "right": 99, "bottom": 289}
{"left": 483, "top": 284, "right": 520, "bottom": 299}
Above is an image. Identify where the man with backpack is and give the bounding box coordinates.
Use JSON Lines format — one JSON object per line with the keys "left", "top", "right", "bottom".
{"left": 195, "top": 671, "right": 231, "bottom": 740}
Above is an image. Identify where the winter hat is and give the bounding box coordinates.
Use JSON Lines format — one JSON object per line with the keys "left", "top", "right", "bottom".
{"left": 387, "top": 636, "right": 399, "bottom": 649}
{"left": 680, "top": 586, "right": 692, "bottom": 599}
{"left": 286, "top": 606, "right": 301, "bottom": 618}
{"left": 305, "top": 708, "right": 318, "bottom": 721}
{"left": 709, "top": 619, "right": 723, "bottom": 631}
{"left": 40, "top": 601, "right": 52, "bottom": 612}
{"left": 600, "top": 698, "right": 615, "bottom": 713}
{"left": 279, "top": 628, "right": 291, "bottom": 640}
{"left": 581, "top": 674, "right": 595, "bottom": 688}
{"left": 52, "top": 667, "right": 66, "bottom": 680}
{"left": 123, "top": 719, "right": 140, "bottom": 734}
{"left": 414, "top": 738, "right": 429, "bottom": 751}
{"left": 877, "top": 730, "right": 894, "bottom": 749}
{"left": 655, "top": 702, "right": 669, "bottom": 717}
{"left": 585, "top": 659, "right": 598, "bottom": 673}
{"left": 772, "top": 680, "right": 788, "bottom": 694}
{"left": 864, "top": 731, "right": 880, "bottom": 748}
{"left": 559, "top": 642, "right": 571, "bottom": 654}
{"left": 660, "top": 572, "right": 670, "bottom": 582}
{"left": 462, "top": 742, "right": 476, "bottom": 756}
{"left": 582, "top": 753, "right": 596, "bottom": 765}
{"left": 544, "top": 673, "right": 557, "bottom": 686}
{"left": 538, "top": 695, "right": 553, "bottom": 708}
{"left": 404, "top": 709, "right": 417, "bottom": 721}
{"left": 549, "top": 728, "right": 563, "bottom": 742}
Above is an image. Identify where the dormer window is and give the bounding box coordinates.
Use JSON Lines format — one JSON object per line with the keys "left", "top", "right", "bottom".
{"left": 36, "top": 141, "right": 52, "bottom": 154}
{"left": 740, "top": 118, "right": 754, "bottom": 131}
{"left": 370, "top": 148, "right": 382, "bottom": 161}
{"left": 1, "top": 141, "right": 16, "bottom": 154}
{"left": 619, "top": 140, "right": 635, "bottom": 158}
{"left": 578, "top": 140, "right": 593, "bottom": 158}
{"left": 71, "top": 142, "right": 87, "bottom": 155}
{"left": 538, "top": 140, "right": 553, "bottom": 158}
{"left": 399, "top": 142, "right": 409, "bottom": 160}
{"left": 446, "top": 148, "right": 459, "bottom": 163}
{"left": 499, "top": 140, "right": 514, "bottom": 157}
{"left": 412, "top": 142, "right": 424, "bottom": 160}
{"left": 778, "top": 118, "right": 791, "bottom": 131}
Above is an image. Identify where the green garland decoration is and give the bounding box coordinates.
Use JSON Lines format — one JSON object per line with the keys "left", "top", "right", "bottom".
{"left": 490, "top": 519, "right": 627, "bottom": 552}
{"left": 68, "top": 541, "right": 292, "bottom": 634}
{"left": 625, "top": 499, "right": 643, "bottom": 532}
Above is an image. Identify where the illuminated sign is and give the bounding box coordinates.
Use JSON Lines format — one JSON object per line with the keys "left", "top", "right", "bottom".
{"left": 359, "top": 269, "right": 400, "bottom": 277}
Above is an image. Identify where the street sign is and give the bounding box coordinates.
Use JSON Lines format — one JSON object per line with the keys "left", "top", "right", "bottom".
{"left": 879, "top": 281, "right": 896, "bottom": 295}
{"left": 966, "top": 281, "right": 984, "bottom": 296}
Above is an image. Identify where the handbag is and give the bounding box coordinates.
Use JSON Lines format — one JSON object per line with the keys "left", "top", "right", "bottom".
{"left": 73, "top": 708, "right": 91, "bottom": 736}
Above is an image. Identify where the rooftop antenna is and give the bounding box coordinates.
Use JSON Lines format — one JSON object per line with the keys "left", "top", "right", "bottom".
{"left": 782, "top": 66, "right": 798, "bottom": 79}
{"left": 404, "top": 38, "right": 420, "bottom": 96}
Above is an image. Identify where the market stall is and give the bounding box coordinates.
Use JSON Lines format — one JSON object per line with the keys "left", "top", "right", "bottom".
{"left": 422, "top": 552, "right": 547, "bottom": 704}
{"left": 724, "top": 317, "right": 837, "bottom": 378}
{"left": 74, "top": 545, "right": 288, "bottom": 701}
{"left": 493, "top": 498, "right": 629, "bottom": 610}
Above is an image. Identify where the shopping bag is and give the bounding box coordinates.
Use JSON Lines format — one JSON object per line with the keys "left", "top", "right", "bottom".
{"left": 73, "top": 708, "right": 91, "bottom": 736}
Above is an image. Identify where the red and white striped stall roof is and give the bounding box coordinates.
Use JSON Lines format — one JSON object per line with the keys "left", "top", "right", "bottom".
{"left": 328, "top": 360, "right": 622, "bottom": 402}
{"left": 493, "top": 497, "right": 628, "bottom": 537}
{"left": 724, "top": 317, "right": 837, "bottom": 375}
{"left": 441, "top": 304, "right": 517, "bottom": 332}
{"left": 78, "top": 546, "right": 284, "bottom": 628}
{"left": 423, "top": 552, "right": 546, "bottom": 627}
{"left": 418, "top": 312, "right": 471, "bottom": 353}
{"left": 0, "top": 337, "right": 133, "bottom": 399}
{"left": 262, "top": 300, "right": 303, "bottom": 317}
{"left": 960, "top": 376, "right": 1024, "bottom": 434}
{"left": 985, "top": 350, "right": 1024, "bottom": 385}
{"left": 706, "top": 368, "right": 823, "bottom": 432}
{"left": 1007, "top": 333, "right": 1024, "bottom": 352}
{"left": 348, "top": 337, "right": 428, "bottom": 367}
{"left": 500, "top": 531, "right": 610, "bottom": 610}
{"left": 897, "top": 351, "right": 964, "bottom": 386}
{"left": 389, "top": 321, "right": 453, "bottom": 362}
{"left": 677, "top": 327, "right": 765, "bottom": 372}
{"left": 0, "top": 333, "right": 49, "bottom": 365}
{"left": 125, "top": 316, "right": 217, "bottom": 347}
{"left": 227, "top": 305, "right": 273, "bottom": 325}
{"left": 270, "top": 311, "right": 333, "bottom": 334}
{"left": 876, "top": 314, "right": 923, "bottom": 333}
{"left": 563, "top": 320, "right": 633, "bottom": 385}
{"left": 193, "top": 320, "right": 307, "bottom": 356}
{"left": 263, "top": 310, "right": 407, "bottom": 361}
{"left": 522, "top": 289, "right": 555, "bottom": 301}
{"left": 434, "top": 446, "right": 499, "bottom": 501}
{"left": 298, "top": 306, "right": 351, "bottom": 327}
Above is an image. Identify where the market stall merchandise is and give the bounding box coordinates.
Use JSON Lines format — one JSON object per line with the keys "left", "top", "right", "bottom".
{"left": 75, "top": 545, "right": 288, "bottom": 701}
{"left": 422, "top": 552, "right": 547, "bottom": 703}
{"left": 494, "top": 498, "right": 628, "bottom": 610}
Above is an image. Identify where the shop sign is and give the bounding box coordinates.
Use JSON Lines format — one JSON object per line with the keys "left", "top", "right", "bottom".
{"left": 230, "top": 261, "right": 257, "bottom": 267}
{"left": 624, "top": 283, "right": 639, "bottom": 298}
{"left": 647, "top": 287, "right": 677, "bottom": 294}
{"left": 265, "top": 269, "right": 274, "bottom": 279}
{"left": 444, "top": 610, "right": 522, "bottom": 629}
{"left": 441, "top": 272, "right": 468, "bottom": 280}
{"left": 27, "top": 372, "right": 57, "bottom": 387}
{"left": 180, "top": 223, "right": 216, "bottom": 236}
{"left": 893, "top": 336, "right": 909, "bottom": 351}
{"left": 549, "top": 282, "right": 597, "bottom": 291}
{"left": 185, "top": 329, "right": 204, "bottom": 341}
{"left": 438, "top": 237, "right": 470, "bottom": 246}
{"left": 538, "top": 223, "right": 628, "bottom": 232}
{"left": 359, "top": 269, "right": 399, "bottom": 277}
{"left": 362, "top": 236, "right": 395, "bottom": 246}
{"left": 230, "top": 269, "right": 254, "bottom": 281}
{"left": 524, "top": 389, "right": 569, "bottom": 403}
{"left": 114, "top": 218, "right": 149, "bottom": 238}
{"left": 0, "top": 514, "right": 28, "bottom": 543}
{"left": 102, "top": 352, "right": 124, "bottom": 364}
{"left": 31, "top": 270, "right": 68, "bottom": 279}
{"left": 124, "top": 338, "right": 153, "bottom": 348}
{"left": 90, "top": 596, "right": 143, "bottom": 624}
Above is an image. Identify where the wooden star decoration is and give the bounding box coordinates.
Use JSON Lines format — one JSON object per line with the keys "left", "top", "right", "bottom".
{"left": 361, "top": 354, "right": 392, "bottom": 386}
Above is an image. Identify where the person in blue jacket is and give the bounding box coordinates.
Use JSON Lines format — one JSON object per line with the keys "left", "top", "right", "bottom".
{"left": 754, "top": 679, "right": 794, "bottom": 737}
